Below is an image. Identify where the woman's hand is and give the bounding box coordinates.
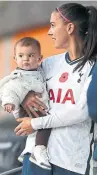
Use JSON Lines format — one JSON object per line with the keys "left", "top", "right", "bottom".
{"left": 22, "top": 91, "right": 48, "bottom": 118}
{"left": 15, "top": 117, "right": 34, "bottom": 136}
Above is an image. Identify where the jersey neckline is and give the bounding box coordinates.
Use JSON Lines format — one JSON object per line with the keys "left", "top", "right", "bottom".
{"left": 65, "top": 52, "right": 84, "bottom": 65}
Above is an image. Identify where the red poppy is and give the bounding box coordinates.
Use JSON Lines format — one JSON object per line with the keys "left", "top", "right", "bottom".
{"left": 59, "top": 72, "right": 68, "bottom": 82}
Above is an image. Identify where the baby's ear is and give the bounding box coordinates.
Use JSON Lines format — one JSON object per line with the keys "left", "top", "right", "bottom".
{"left": 41, "top": 55, "right": 43, "bottom": 59}
{"left": 38, "top": 55, "right": 43, "bottom": 64}
{"left": 14, "top": 55, "right": 16, "bottom": 60}
{"left": 40, "top": 55, "right": 43, "bottom": 61}
{"left": 14, "top": 55, "right": 17, "bottom": 63}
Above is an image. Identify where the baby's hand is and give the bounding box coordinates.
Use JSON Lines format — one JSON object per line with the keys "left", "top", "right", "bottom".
{"left": 4, "top": 104, "right": 15, "bottom": 113}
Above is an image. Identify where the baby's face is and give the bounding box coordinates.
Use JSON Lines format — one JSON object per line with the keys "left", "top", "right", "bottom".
{"left": 14, "top": 44, "right": 42, "bottom": 70}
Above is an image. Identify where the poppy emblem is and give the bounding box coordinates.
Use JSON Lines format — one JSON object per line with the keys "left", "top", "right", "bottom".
{"left": 59, "top": 72, "right": 68, "bottom": 82}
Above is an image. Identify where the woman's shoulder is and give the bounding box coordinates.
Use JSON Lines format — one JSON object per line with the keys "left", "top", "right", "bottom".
{"left": 82, "top": 60, "right": 95, "bottom": 77}
{"left": 42, "top": 52, "right": 66, "bottom": 71}
{"left": 44, "top": 52, "right": 65, "bottom": 62}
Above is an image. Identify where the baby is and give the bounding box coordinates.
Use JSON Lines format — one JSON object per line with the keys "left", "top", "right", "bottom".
{"left": 0, "top": 37, "right": 51, "bottom": 170}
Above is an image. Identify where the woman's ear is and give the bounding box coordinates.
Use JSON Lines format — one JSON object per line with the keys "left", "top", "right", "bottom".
{"left": 67, "top": 23, "right": 75, "bottom": 35}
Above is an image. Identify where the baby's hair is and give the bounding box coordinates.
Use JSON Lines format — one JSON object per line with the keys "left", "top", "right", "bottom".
{"left": 14, "top": 37, "right": 41, "bottom": 54}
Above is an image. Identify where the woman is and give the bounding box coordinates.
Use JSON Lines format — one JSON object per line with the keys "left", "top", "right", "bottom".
{"left": 15, "top": 3, "right": 97, "bottom": 175}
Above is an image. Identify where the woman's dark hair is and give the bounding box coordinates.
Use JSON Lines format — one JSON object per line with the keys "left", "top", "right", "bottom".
{"left": 56, "top": 3, "right": 97, "bottom": 71}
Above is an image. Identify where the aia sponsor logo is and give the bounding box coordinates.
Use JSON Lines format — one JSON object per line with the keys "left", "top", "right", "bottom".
{"left": 49, "top": 88, "right": 75, "bottom": 104}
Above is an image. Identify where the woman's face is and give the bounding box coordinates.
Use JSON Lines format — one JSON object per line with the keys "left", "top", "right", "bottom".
{"left": 48, "top": 11, "right": 71, "bottom": 49}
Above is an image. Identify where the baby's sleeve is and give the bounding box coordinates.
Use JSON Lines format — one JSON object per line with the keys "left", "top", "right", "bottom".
{"left": 1, "top": 79, "right": 30, "bottom": 109}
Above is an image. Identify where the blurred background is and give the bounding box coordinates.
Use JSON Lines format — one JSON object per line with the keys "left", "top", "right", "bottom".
{"left": 0, "top": 1, "right": 97, "bottom": 174}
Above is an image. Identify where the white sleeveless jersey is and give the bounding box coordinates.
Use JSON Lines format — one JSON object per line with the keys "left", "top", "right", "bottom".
{"left": 24, "top": 52, "right": 94, "bottom": 174}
